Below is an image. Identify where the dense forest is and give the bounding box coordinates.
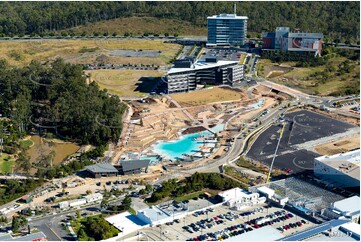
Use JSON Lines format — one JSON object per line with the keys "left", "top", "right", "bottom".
{"left": 0, "top": 59, "right": 126, "bottom": 147}
{"left": 0, "top": 2, "right": 359, "bottom": 38}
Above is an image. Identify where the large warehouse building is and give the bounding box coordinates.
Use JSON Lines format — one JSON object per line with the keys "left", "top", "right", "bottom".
{"left": 207, "top": 13, "right": 248, "bottom": 47}
{"left": 314, "top": 149, "right": 360, "bottom": 188}
{"left": 165, "top": 57, "right": 243, "bottom": 94}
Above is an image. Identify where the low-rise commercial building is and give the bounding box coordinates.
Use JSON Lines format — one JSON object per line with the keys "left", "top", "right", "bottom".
{"left": 314, "top": 149, "right": 360, "bottom": 188}
{"left": 0, "top": 231, "right": 47, "bottom": 241}
{"left": 117, "top": 159, "right": 150, "bottom": 175}
{"left": 323, "top": 196, "right": 360, "bottom": 222}
{"left": 218, "top": 187, "right": 266, "bottom": 210}
{"left": 85, "top": 163, "right": 119, "bottom": 178}
{"left": 84, "top": 193, "right": 103, "bottom": 203}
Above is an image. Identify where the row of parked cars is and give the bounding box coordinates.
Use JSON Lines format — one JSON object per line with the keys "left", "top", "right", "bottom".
{"left": 278, "top": 220, "right": 307, "bottom": 232}
{"left": 187, "top": 223, "right": 255, "bottom": 241}
{"left": 247, "top": 210, "right": 295, "bottom": 229}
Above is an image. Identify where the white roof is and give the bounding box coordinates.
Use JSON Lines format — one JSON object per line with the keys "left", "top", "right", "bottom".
{"left": 167, "top": 60, "right": 238, "bottom": 75}
{"left": 316, "top": 149, "right": 360, "bottom": 164}
{"left": 257, "top": 186, "right": 275, "bottom": 195}
{"left": 218, "top": 187, "right": 253, "bottom": 201}
{"left": 332, "top": 196, "right": 360, "bottom": 215}
{"left": 208, "top": 14, "right": 248, "bottom": 20}
{"left": 106, "top": 211, "right": 147, "bottom": 236}
{"left": 138, "top": 206, "right": 170, "bottom": 222}
{"left": 225, "top": 226, "right": 283, "bottom": 241}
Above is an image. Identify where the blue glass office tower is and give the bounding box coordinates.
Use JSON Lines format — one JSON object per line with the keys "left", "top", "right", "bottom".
{"left": 207, "top": 14, "right": 248, "bottom": 47}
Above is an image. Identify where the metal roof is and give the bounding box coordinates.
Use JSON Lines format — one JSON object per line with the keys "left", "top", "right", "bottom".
{"left": 279, "top": 219, "right": 351, "bottom": 241}
{"left": 167, "top": 60, "right": 239, "bottom": 75}
{"left": 85, "top": 163, "right": 118, "bottom": 173}
{"left": 332, "top": 196, "right": 360, "bottom": 215}
{"left": 121, "top": 159, "right": 150, "bottom": 172}
{"left": 226, "top": 226, "right": 283, "bottom": 241}
{"left": 0, "top": 232, "right": 46, "bottom": 241}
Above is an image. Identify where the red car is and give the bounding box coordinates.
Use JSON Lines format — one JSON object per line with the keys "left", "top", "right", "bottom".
{"left": 213, "top": 217, "right": 218, "bottom": 221}
{"left": 297, "top": 222, "right": 302, "bottom": 227}
{"left": 254, "top": 224, "right": 260, "bottom": 229}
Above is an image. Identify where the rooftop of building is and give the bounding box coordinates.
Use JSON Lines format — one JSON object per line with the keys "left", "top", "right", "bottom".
{"left": 120, "top": 159, "right": 150, "bottom": 172}
{"left": 207, "top": 14, "right": 248, "bottom": 20}
{"left": 316, "top": 150, "right": 360, "bottom": 180}
{"left": 332, "top": 196, "right": 360, "bottom": 215}
{"left": 137, "top": 206, "right": 170, "bottom": 222}
{"left": 167, "top": 60, "right": 239, "bottom": 75}
{"left": 249, "top": 177, "right": 347, "bottom": 213}
{"left": 218, "top": 187, "right": 254, "bottom": 201}
{"left": 0, "top": 232, "right": 47, "bottom": 241}
{"left": 85, "top": 162, "right": 118, "bottom": 173}
{"left": 279, "top": 219, "right": 351, "bottom": 241}
{"left": 226, "top": 225, "right": 283, "bottom": 241}
{"left": 288, "top": 32, "right": 324, "bottom": 38}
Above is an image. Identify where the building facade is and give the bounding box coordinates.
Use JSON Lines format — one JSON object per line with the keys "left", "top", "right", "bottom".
{"left": 262, "top": 27, "right": 323, "bottom": 56}
{"left": 85, "top": 163, "right": 119, "bottom": 178}
{"left": 207, "top": 14, "right": 248, "bottom": 46}
{"left": 314, "top": 149, "right": 360, "bottom": 188}
{"left": 166, "top": 58, "right": 243, "bottom": 94}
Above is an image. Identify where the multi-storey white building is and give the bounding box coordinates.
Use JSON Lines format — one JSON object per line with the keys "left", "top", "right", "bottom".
{"left": 165, "top": 57, "right": 243, "bottom": 94}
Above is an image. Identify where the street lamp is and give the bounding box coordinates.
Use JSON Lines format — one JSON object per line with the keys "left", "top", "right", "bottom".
{"left": 121, "top": 227, "right": 124, "bottom": 242}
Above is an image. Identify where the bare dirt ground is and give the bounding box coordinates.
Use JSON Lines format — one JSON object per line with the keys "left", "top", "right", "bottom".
{"left": 171, "top": 87, "right": 247, "bottom": 106}
{"left": 315, "top": 135, "right": 360, "bottom": 155}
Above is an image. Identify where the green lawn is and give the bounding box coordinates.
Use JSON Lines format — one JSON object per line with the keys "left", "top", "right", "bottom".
{"left": 0, "top": 154, "right": 15, "bottom": 174}
{"left": 19, "top": 139, "right": 33, "bottom": 150}
{"left": 174, "top": 191, "right": 204, "bottom": 202}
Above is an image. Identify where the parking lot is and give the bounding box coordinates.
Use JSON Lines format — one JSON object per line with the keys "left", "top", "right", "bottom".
{"left": 246, "top": 110, "right": 357, "bottom": 173}
{"left": 147, "top": 203, "right": 315, "bottom": 241}
{"left": 199, "top": 48, "right": 243, "bottom": 62}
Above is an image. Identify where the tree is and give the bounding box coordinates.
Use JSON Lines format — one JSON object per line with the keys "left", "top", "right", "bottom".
{"left": 145, "top": 184, "right": 153, "bottom": 192}
{"left": 77, "top": 227, "right": 88, "bottom": 240}
{"left": 100, "top": 198, "right": 108, "bottom": 209}
{"left": 12, "top": 216, "right": 20, "bottom": 233}
{"left": 122, "top": 195, "right": 132, "bottom": 210}
{"left": 76, "top": 210, "right": 81, "bottom": 219}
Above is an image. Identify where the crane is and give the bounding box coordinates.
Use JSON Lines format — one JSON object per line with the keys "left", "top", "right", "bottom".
{"left": 266, "top": 121, "right": 286, "bottom": 183}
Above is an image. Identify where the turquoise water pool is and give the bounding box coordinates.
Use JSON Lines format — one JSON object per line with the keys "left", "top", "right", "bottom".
{"left": 152, "top": 124, "right": 224, "bottom": 161}
{"left": 140, "top": 156, "right": 160, "bottom": 163}
{"left": 251, "top": 99, "right": 264, "bottom": 109}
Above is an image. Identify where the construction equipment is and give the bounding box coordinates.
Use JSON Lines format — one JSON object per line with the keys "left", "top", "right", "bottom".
{"left": 266, "top": 122, "right": 286, "bottom": 183}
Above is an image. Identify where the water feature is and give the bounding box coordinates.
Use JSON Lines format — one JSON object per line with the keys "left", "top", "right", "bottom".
{"left": 152, "top": 124, "right": 224, "bottom": 161}
{"left": 251, "top": 99, "right": 265, "bottom": 109}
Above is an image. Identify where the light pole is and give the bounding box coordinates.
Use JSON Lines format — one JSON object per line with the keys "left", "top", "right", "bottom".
{"left": 121, "top": 227, "right": 124, "bottom": 242}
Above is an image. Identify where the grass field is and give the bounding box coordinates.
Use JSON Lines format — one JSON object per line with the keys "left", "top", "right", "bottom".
{"left": 19, "top": 139, "right": 34, "bottom": 150}
{"left": 67, "top": 16, "right": 207, "bottom": 36}
{"left": 171, "top": 87, "right": 245, "bottom": 106}
{"left": 0, "top": 154, "right": 15, "bottom": 174}
{"left": 86, "top": 69, "right": 164, "bottom": 97}
{"left": 258, "top": 56, "right": 360, "bottom": 96}
{"left": 0, "top": 39, "right": 181, "bottom": 67}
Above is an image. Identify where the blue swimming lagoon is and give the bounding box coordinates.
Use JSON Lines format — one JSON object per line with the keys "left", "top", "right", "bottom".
{"left": 152, "top": 124, "right": 224, "bottom": 161}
